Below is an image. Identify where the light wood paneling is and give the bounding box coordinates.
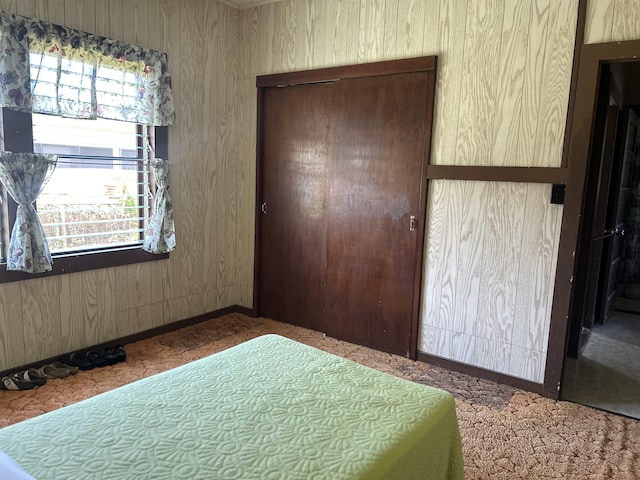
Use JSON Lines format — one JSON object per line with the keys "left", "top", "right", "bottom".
{"left": 585, "top": 0, "right": 640, "bottom": 43}
{"left": 418, "top": 181, "right": 561, "bottom": 383}
{"left": 0, "top": 0, "right": 240, "bottom": 371}
{"left": 21, "top": 278, "right": 62, "bottom": 360}
{"left": 0, "top": 283, "right": 25, "bottom": 369}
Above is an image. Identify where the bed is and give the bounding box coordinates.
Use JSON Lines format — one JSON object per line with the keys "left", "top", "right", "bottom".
{"left": 0, "top": 334, "right": 464, "bottom": 479}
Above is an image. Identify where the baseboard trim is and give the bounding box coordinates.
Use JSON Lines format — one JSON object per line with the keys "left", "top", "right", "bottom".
{"left": 0, "top": 305, "right": 256, "bottom": 378}
{"left": 416, "top": 351, "right": 544, "bottom": 395}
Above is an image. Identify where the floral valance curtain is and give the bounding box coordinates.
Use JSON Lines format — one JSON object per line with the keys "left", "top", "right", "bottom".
{"left": 0, "top": 10, "right": 175, "bottom": 126}
{"left": 143, "top": 158, "right": 175, "bottom": 254}
{"left": 0, "top": 152, "right": 57, "bottom": 273}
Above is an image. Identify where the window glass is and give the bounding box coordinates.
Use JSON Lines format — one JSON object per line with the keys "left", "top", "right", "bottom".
{"left": 32, "top": 114, "right": 151, "bottom": 254}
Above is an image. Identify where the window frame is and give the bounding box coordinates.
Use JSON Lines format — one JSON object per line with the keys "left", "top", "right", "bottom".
{"left": 0, "top": 108, "right": 169, "bottom": 283}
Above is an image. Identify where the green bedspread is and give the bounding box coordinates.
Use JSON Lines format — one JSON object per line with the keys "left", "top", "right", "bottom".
{"left": 0, "top": 334, "right": 464, "bottom": 479}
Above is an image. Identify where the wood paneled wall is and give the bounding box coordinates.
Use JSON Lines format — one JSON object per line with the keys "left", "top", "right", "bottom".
{"left": 0, "top": 0, "right": 240, "bottom": 371}
{"left": 237, "top": 0, "right": 579, "bottom": 384}
{"left": 585, "top": 0, "right": 640, "bottom": 43}
{"left": 2, "top": 0, "right": 634, "bottom": 382}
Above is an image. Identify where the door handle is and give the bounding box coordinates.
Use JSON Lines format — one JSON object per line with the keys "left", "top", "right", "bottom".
{"left": 261, "top": 202, "right": 268, "bottom": 214}
{"left": 593, "top": 227, "right": 624, "bottom": 241}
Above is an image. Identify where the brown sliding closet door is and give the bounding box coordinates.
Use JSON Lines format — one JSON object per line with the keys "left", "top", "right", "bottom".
{"left": 258, "top": 82, "right": 333, "bottom": 332}
{"left": 324, "top": 72, "right": 428, "bottom": 355}
{"left": 256, "top": 57, "right": 436, "bottom": 357}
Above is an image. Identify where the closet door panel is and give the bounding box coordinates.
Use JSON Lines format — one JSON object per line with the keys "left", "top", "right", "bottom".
{"left": 259, "top": 83, "right": 333, "bottom": 331}
{"left": 324, "top": 72, "right": 428, "bottom": 356}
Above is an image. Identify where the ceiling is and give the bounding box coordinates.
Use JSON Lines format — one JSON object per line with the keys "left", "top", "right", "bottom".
{"left": 219, "top": 0, "right": 282, "bottom": 8}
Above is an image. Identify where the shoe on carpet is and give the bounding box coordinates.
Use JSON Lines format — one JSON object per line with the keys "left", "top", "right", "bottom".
{"left": 114, "top": 345, "right": 127, "bottom": 363}
{"left": 86, "top": 351, "right": 108, "bottom": 368}
{"left": 61, "top": 352, "right": 95, "bottom": 371}
{"left": 37, "top": 363, "right": 73, "bottom": 379}
{"left": 14, "top": 368, "right": 47, "bottom": 387}
{"left": 49, "top": 361, "right": 79, "bottom": 375}
{"left": 101, "top": 347, "right": 119, "bottom": 366}
{"left": 0, "top": 374, "right": 35, "bottom": 391}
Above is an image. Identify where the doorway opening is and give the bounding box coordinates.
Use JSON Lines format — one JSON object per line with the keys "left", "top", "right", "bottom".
{"left": 561, "top": 60, "right": 640, "bottom": 419}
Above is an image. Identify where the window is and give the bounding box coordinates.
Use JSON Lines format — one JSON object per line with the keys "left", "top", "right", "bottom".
{"left": 0, "top": 11, "right": 175, "bottom": 279}
{"left": 0, "top": 108, "right": 169, "bottom": 282}
{"left": 33, "top": 114, "right": 151, "bottom": 254}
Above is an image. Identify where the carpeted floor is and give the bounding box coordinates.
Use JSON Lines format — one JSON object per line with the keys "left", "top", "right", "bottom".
{"left": 1, "top": 313, "right": 639, "bottom": 479}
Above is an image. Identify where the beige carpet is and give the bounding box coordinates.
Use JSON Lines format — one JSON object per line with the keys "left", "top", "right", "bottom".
{"left": 1, "top": 313, "right": 639, "bottom": 479}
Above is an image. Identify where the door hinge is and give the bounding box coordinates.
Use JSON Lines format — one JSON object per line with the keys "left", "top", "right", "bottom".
{"left": 409, "top": 215, "right": 416, "bottom": 231}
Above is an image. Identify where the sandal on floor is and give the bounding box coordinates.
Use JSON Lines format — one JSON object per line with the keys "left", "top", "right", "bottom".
{"left": 0, "top": 374, "right": 35, "bottom": 391}
{"left": 37, "top": 363, "right": 71, "bottom": 379}
{"left": 14, "top": 368, "right": 47, "bottom": 387}
{"left": 61, "top": 352, "right": 94, "bottom": 371}
{"left": 101, "top": 348, "right": 118, "bottom": 366}
{"left": 50, "top": 361, "right": 79, "bottom": 375}
{"left": 114, "top": 345, "right": 127, "bottom": 363}
{"left": 86, "top": 351, "right": 107, "bottom": 368}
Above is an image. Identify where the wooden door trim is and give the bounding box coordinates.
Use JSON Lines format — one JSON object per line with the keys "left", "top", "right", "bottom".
{"left": 254, "top": 56, "right": 438, "bottom": 358}
{"left": 545, "top": 39, "right": 640, "bottom": 399}
{"left": 256, "top": 57, "right": 436, "bottom": 88}
{"left": 426, "top": 165, "right": 568, "bottom": 184}
{"left": 409, "top": 66, "right": 438, "bottom": 359}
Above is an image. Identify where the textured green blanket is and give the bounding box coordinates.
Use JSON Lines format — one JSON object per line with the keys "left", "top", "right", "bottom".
{"left": 0, "top": 334, "right": 464, "bottom": 479}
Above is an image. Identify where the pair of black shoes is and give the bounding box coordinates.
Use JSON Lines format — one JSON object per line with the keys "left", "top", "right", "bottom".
{"left": 61, "top": 345, "right": 126, "bottom": 371}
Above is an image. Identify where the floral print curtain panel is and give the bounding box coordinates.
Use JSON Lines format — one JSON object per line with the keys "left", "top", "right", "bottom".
{"left": 0, "top": 10, "right": 177, "bottom": 267}
{"left": 143, "top": 158, "right": 175, "bottom": 254}
{"left": 0, "top": 10, "right": 175, "bottom": 126}
{"left": 0, "top": 152, "right": 57, "bottom": 273}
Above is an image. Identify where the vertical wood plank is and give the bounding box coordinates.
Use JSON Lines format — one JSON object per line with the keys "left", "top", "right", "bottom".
{"left": 46, "top": 0, "right": 65, "bottom": 25}
{"left": 162, "top": 0, "right": 183, "bottom": 302}
{"left": 513, "top": 184, "right": 562, "bottom": 352}
{"left": 611, "top": 0, "right": 640, "bottom": 41}
{"left": 133, "top": 0, "right": 149, "bottom": 47}
{"left": 357, "top": 0, "right": 384, "bottom": 63}
{"left": 0, "top": 283, "right": 25, "bottom": 368}
{"left": 343, "top": 0, "right": 361, "bottom": 65}
{"left": 15, "top": 0, "right": 47, "bottom": 19}
{"left": 236, "top": 78, "right": 257, "bottom": 293}
{"left": 421, "top": 179, "right": 449, "bottom": 330}
{"left": 507, "top": 0, "right": 552, "bottom": 168}
{"left": 64, "top": 0, "right": 95, "bottom": 32}
{"left": 273, "top": 0, "right": 296, "bottom": 72}
{"left": 108, "top": 0, "right": 123, "bottom": 40}
{"left": 94, "top": 0, "right": 110, "bottom": 37}
{"left": 476, "top": 182, "right": 527, "bottom": 345}
{"left": 179, "top": 0, "right": 205, "bottom": 295}
{"left": 0, "top": 1, "right": 17, "bottom": 14}
{"left": 324, "top": 0, "right": 348, "bottom": 66}
{"left": 584, "top": 0, "right": 614, "bottom": 43}
{"left": 238, "top": 7, "right": 259, "bottom": 79}
{"left": 451, "top": 181, "right": 488, "bottom": 336}
{"left": 533, "top": 0, "right": 579, "bottom": 168}
{"left": 59, "top": 272, "right": 91, "bottom": 352}
{"left": 381, "top": 0, "right": 398, "bottom": 60}
{"left": 120, "top": 0, "right": 136, "bottom": 44}
{"left": 95, "top": 267, "right": 118, "bottom": 343}
{"left": 455, "top": 0, "right": 505, "bottom": 166}
{"left": 490, "top": 0, "right": 532, "bottom": 166}
{"left": 202, "top": 0, "right": 221, "bottom": 293}
{"left": 431, "top": 0, "right": 466, "bottom": 166}
{"left": 222, "top": 5, "right": 239, "bottom": 294}
{"left": 421, "top": 0, "right": 439, "bottom": 55}
{"left": 21, "top": 278, "right": 62, "bottom": 361}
